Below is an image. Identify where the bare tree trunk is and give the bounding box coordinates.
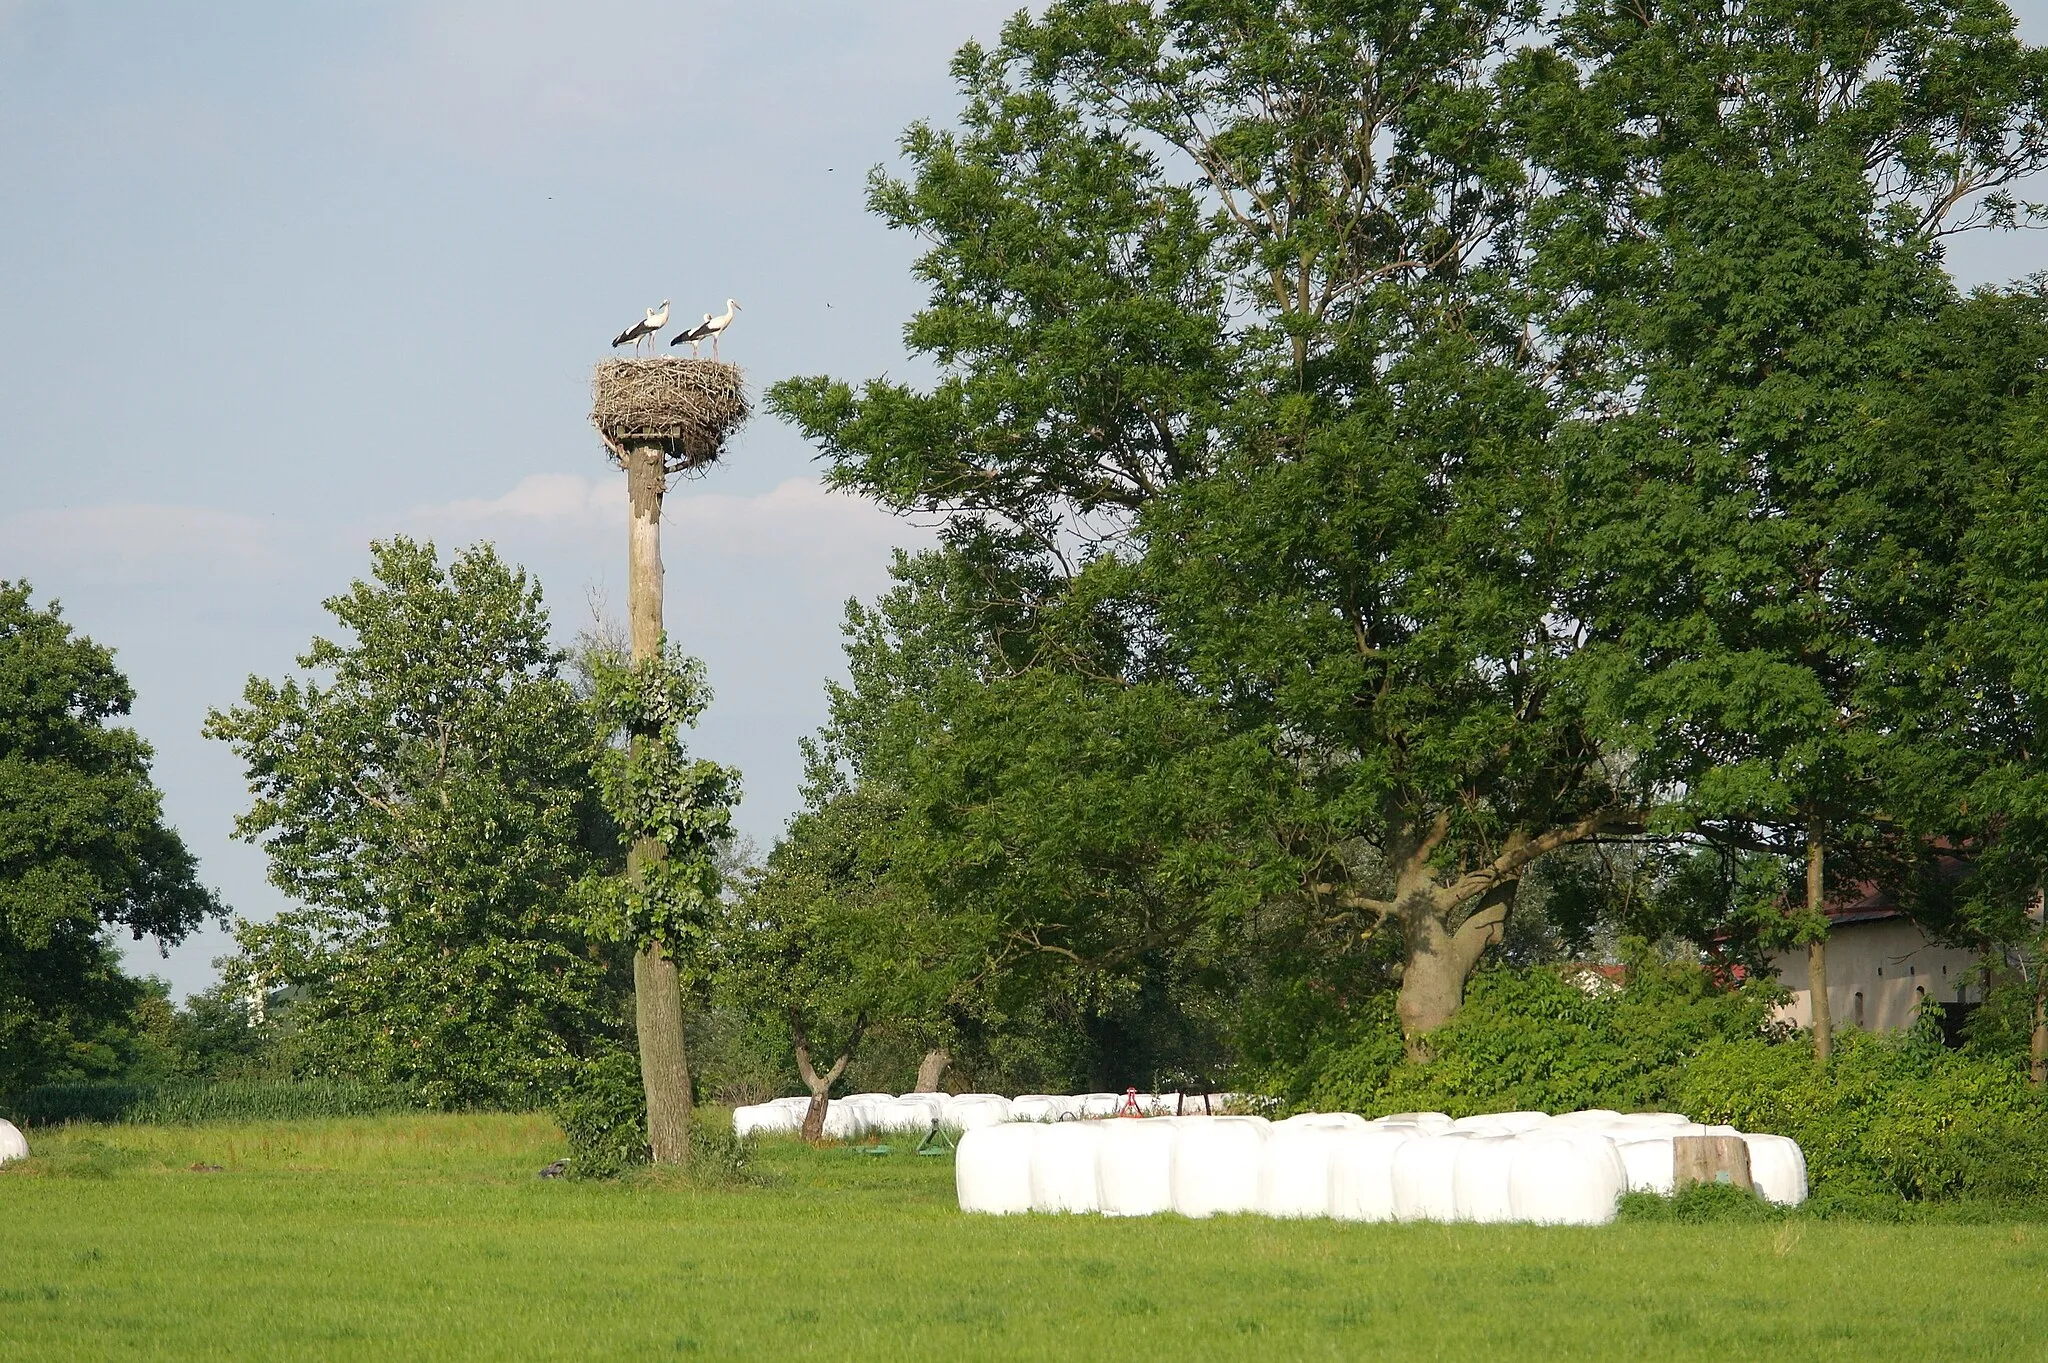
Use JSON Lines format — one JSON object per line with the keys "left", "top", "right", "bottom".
{"left": 1807, "top": 833, "right": 1831, "bottom": 1066}
{"left": 627, "top": 442, "right": 693, "bottom": 1166}
{"left": 1397, "top": 879, "right": 1516, "bottom": 1059}
{"left": 791, "top": 1009, "right": 857, "bottom": 1144}
{"left": 914, "top": 1048, "right": 950, "bottom": 1094}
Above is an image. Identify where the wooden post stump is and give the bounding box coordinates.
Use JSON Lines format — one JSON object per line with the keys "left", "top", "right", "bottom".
{"left": 1673, "top": 1134, "right": 1753, "bottom": 1193}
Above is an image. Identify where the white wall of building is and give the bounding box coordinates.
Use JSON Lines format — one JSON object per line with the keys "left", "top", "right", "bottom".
{"left": 1770, "top": 917, "right": 1981, "bottom": 1033}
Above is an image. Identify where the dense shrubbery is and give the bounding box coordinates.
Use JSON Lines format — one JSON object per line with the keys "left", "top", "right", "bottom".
{"left": 1283, "top": 958, "right": 2048, "bottom": 1207}
{"left": 551, "top": 1050, "right": 649, "bottom": 1178}
{"left": 4, "top": 1079, "right": 428, "bottom": 1127}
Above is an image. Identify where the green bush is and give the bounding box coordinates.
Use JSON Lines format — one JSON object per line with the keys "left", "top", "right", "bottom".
{"left": 4, "top": 1079, "right": 428, "bottom": 1127}
{"left": 1674, "top": 1027, "right": 2048, "bottom": 1203}
{"left": 551, "top": 1051, "right": 649, "bottom": 1179}
{"left": 1618, "top": 1182, "right": 1785, "bottom": 1223}
{"left": 686, "top": 1118, "right": 756, "bottom": 1186}
{"left": 1287, "top": 957, "right": 2048, "bottom": 1206}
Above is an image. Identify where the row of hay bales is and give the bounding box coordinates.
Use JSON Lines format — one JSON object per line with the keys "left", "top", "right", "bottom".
{"left": 731, "top": 1092, "right": 1235, "bottom": 1140}
{"left": 955, "top": 1109, "right": 1809, "bottom": 1224}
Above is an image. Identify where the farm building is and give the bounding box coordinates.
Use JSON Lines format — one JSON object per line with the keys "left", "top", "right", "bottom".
{"left": 1769, "top": 892, "right": 1985, "bottom": 1037}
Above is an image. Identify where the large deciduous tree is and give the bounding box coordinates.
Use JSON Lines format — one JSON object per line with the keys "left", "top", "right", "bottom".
{"left": 1528, "top": 0, "right": 2048, "bottom": 1059}
{"left": 0, "top": 581, "right": 220, "bottom": 1093}
{"left": 775, "top": 0, "right": 1644, "bottom": 1054}
{"left": 206, "top": 539, "right": 626, "bottom": 1107}
{"left": 775, "top": 0, "right": 2048, "bottom": 1057}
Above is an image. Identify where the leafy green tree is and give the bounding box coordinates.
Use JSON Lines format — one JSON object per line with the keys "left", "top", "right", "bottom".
{"left": 0, "top": 581, "right": 219, "bottom": 1093}
{"left": 206, "top": 539, "right": 626, "bottom": 1107}
{"left": 1525, "top": 0, "right": 2048, "bottom": 1058}
{"left": 721, "top": 784, "right": 971, "bottom": 1137}
{"left": 774, "top": 0, "right": 1654, "bottom": 1056}
{"left": 1878, "top": 290, "right": 2048, "bottom": 1085}
{"left": 777, "top": 0, "right": 2048, "bottom": 1061}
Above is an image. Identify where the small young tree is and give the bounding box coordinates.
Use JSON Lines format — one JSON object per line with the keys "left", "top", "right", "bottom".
{"left": 207, "top": 539, "right": 626, "bottom": 1107}
{"left": 0, "top": 581, "right": 220, "bottom": 1092}
{"left": 723, "top": 785, "right": 971, "bottom": 1139}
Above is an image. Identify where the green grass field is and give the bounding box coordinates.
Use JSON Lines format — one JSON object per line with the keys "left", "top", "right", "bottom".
{"left": 3, "top": 1113, "right": 2045, "bottom": 1360}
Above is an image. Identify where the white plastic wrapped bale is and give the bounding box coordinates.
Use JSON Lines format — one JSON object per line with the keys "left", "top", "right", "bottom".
{"left": 1450, "top": 1111, "right": 1554, "bottom": 1136}
{"left": 875, "top": 1098, "right": 944, "bottom": 1134}
{"left": 1078, "top": 1093, "right": 1123, "bottom": 1119}
{"left": 1549, "top": 1109, "right": 1624, "bottom": 1130}
{"left": 942, "top": 1095, "right": 1014, "bottom": 1130}
{"left": 956, "top": 1122, "right": 1040, "bottom": 1214}
{"left": 1097, "top": 1118, "right": 1179, "bottom": 1217}
{"left": 1607, "top": 1123, "right": 1707, "bottom": 1195}
{"left": 1374, "top": 1111, "right": 1455, "bottom": 1133}
{"left": 1170, "top": 1116, "right": 1269, "bottom": 1218}
{"left": 1608, "top": 1112, "right": 1696, "bottom": 1132}
{"left": 1742, "top": 1133, "right": 1809, "bottom": 1206}
{"left": 732, "top": 1103, "right": 803, "bottom": 1139}
{"left": 1451, "top": 1135, "right": 1522, "bottom": 1222}
{"left": 1030, "top": 1121, "right": 1108, "bottom": 1213}
{"left": 1256, "top": 1123, "right": 1350, "bottom": 1218}
{"left": 0, "top": 1119, "right": 27, "bottom": 1165}
{"left": 1328, "top": 1125, "right": 1417, "bottom": 1222}
{"left": 1508, "top": 1132, "right": 1627, "bottom": 1225}
{"left": 1009, "top": 1096, "right": 1064, "bottom": 1123}
{"left": 1391, "top": 1132, "right": 1470, "bottom": 1222}
{"left": 1278, "top": 1111, "right": 1368, "bottom": 1131}
{"left": 821, "top": 1101, "right": 871, "bottom": 1141}
{"left": 1137, "top": 1093, "right": 1178, "bottom": 1117}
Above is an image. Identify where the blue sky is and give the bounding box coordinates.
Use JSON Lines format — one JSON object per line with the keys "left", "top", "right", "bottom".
{"left": 3, "top": 1, "right": 2046, "bottom": 999}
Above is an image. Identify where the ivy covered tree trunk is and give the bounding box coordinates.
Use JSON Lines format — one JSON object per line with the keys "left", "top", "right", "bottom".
{"left": 628, "top": 443, "right": 693, "bottom": 1165}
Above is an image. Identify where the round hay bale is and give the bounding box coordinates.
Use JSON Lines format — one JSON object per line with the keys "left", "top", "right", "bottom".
{"left": 591, "top": 357, "right": 749, "bottom": 474}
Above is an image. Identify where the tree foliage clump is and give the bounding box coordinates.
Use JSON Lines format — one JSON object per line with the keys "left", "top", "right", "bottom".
{"left": 580, "top": 643, "right": 740, "bottom": 968}
{"left": 207, "top": 539, "right": 627, "bottom": 1108}
{"left": 0, "top": 581, "right": 220, "bottom": 1094}
{"left": 766, "top": 0, "right": 2048, "bottom": 1073}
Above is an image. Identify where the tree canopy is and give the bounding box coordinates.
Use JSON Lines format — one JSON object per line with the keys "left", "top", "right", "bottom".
{"left": 771, "top": 0, "right": 2048, "bottom": 1065}
{"left": 0, "top": 580, "right": 219, "bottom": 1093}
{"left": 206, "top": 539, "right": 626, "bottom": 1107}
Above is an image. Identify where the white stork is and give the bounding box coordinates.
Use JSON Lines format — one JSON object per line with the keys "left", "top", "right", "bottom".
{"left": 699, "top": 299, "right": 740, "bottom": 359}
{"left": 669, "top": 313, "right": 715, "bottom": 357}
{"left": 611, "top": 300, "right": 669, "bottom": 354}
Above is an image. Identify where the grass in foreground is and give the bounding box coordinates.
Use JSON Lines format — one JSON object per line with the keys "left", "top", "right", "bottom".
{"left": 2, "top": 1113, "right": 2045, "bottom": 1360}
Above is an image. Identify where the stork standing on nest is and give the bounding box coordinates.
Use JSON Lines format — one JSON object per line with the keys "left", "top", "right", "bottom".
{"left": 612, "top": 300, "right": 670, "bottom": 355}
{"left": 671, "top": 313, "right": 715, "bottom": 358}
{"left": 693, "top": 299, "right": 740, "bottom": 359}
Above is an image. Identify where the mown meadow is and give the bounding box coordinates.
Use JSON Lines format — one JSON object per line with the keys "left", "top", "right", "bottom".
{"left": 3, "top": 1112, "right": 2046, "bottom": 1361}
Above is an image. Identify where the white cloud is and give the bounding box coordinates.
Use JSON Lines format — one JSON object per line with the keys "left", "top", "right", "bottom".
{"left": 3, "top": 503, "right": 288, "bottom": 586}
{"left": 419, "top": 471, "right": 927, "bottom": 570}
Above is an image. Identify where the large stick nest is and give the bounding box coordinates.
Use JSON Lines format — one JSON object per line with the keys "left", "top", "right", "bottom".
{"left": 591, "top": 358, "right": 750, "bottom": 474}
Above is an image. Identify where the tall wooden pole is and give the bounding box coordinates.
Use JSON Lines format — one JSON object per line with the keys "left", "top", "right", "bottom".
{"left": 628, "top": 442, "right": 693, "bottom": 1165}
